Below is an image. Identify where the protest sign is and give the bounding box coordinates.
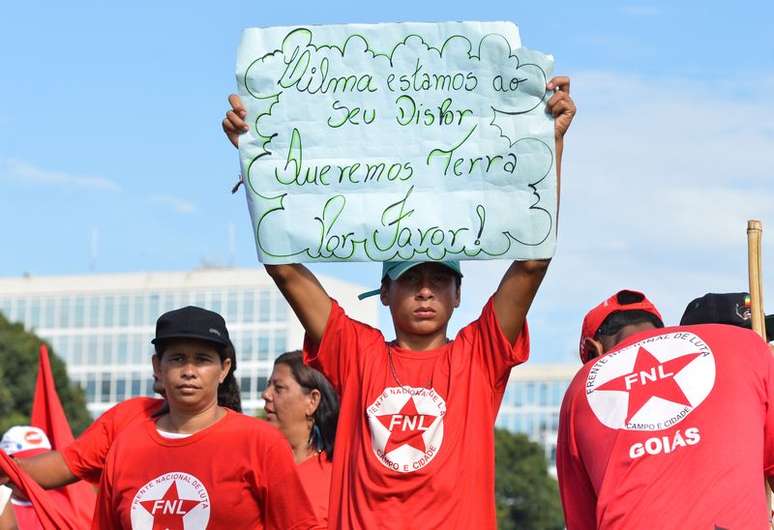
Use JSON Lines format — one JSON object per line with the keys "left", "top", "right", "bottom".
{"left": 236, "top": 21, "right": 556, "bottom": 263}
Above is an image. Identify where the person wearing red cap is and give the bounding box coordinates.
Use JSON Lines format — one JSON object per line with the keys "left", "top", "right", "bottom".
{"left": 222, "top": 77, "right": 576, "bottom": 529}
{"left": 0, "top": 426, "right": 76, "bottom": 530}
{"left": 558, "top": 289, "right": 774, "bottom": 529}
{"left": 577, "top": 289, "right": 665, "bottom": 364}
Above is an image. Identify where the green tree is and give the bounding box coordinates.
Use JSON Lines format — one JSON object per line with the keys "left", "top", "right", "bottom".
{"left": 495, "top": 428, "right": 564, "bottom": 530}
{"left": 0, "top": 313, "right": 91, "bottom": 436}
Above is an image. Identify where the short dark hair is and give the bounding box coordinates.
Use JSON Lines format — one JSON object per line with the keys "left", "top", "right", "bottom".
{"left": 596, "top": 310, "right": 664, "bottom": 338}
{"left": 274, "top": 351, "right": 339, "bottom": 460}
{"left": 154, "top": 339, "right": 242, "bottom": 413}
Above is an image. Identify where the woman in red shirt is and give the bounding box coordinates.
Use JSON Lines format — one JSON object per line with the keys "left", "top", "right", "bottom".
{"left": 93, "top": 306, "right": 319, "bottom": 530}
{"left": 262, "top": 351, "right": 338, "bottom": 528}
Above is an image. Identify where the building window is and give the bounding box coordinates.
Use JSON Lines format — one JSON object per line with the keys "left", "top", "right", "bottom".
{"left": 134, "top": 334, "right": 150, "bottom": 363}
{"left": 515, "top": 414, "right": 525, "bottom": 433}
{"left": 117, "top": 334, "right": 129, "bottom": 364}
{"left": 118, "top": 296, "right": 130, "bottom": 327}
{"left": 100, "top": 377, "right": 111, "bottom": 403}
{"left": 56, "top": 336, "right": 72, "bottom": 363}
{"left": 127, "top": 336, "right": 138, "bottom": 364}
{"left": 85, "top": 374, "right": 97, "bottom": 402}
{"left": 256, "top": 376, "right": 268, "bottom": 393}
{"left": 158, "top": 292, "right": 174, "bottom": 316}
{"left": 29, "top": 298, "right": 41, "bottom": 329}
{"left": 258, "top": 336, "right": 270, "bottom": 360}
{"left": 71, "top": 336, "right": 84, "bottom": 365}
{"left": 259, "top": 290, "right": 271, "bottom": 322}
{"left": 131, "top": 373, "right": 142, "bottom": 396}
{"left": 503, "top": 384, "right": 512, "bottom": 405}
{"left": 103, "top": 336, "right": 115, "bottom": 365}
{"left": 209, "top": 292, "right": 222, "bottom": 316}
{"left": 116, "top": 378, "right": 126, "bottom": 401}
{"left": 86, "top": 337, "right": 98, "bottom": 366}
{"left": 240, "top": 376, "right": 253, "bottom": 396}
{"left": 103, "top": 296, "right": 115, "bottom": 327}
{"left": 275, "top": 331, "right": 287, "bottom": 354}
{"left": 43, "top": 298, "right": 55, "bottom": 328}
{"left": 70, "top": 297, "right": 84, "bottom": 328}
{"left": 538, "top": 382, "right": 548, "bottom": 406}
{"left": 148, "top": 293, "right": 160, "bottom": 325}
{"left": 225, "top": 291, "right": 239, "bottom": 322}
{"left": 241, "top": 331, "right": 255, "bottom": 362}
{"left": 15, "top": 299, "right": 27, "bottom": 324}
{"left": 88, "top": 297, "right": 99, "bottom": 328}
{"left": 275, "top": 296, "right": 288, "bottom": 321}
{"left": 243, "top": 291, "right": 255, "bottom": 322}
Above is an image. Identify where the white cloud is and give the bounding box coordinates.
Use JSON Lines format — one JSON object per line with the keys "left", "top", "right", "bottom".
{"left": 149, "top": 194, "right": 197, "bottom": 214}
{"left": 3, "top": 158, "right": 121, "bottom": 192}
{"left": 443, "top": 71, "right": 774, "bottom": 363}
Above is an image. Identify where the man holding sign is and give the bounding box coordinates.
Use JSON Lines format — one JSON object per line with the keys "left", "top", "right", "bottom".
{"left": 224, "top": 22, "right": 575, "bottom": 530}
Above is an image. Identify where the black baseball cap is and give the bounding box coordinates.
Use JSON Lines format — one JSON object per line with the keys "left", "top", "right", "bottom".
{"left": 151, "top": 306, "right": 231, "bottom": 348}
{"left": 680, "top": 292, "right": 774, "bottom": 341}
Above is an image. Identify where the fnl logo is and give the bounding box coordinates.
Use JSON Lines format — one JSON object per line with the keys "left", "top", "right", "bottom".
{"left": 367, "top": 386, "right": 446, "bottom": 473}
{"left": 586, "top": 331, "right": 716, "bottom": 431}
{"left": 130, "top": 472, "right": 210, "bottom": 530}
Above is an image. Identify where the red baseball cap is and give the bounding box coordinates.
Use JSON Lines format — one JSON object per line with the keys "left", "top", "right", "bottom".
{"left": 579, "top": 289, "right": 663, "bottom": 363}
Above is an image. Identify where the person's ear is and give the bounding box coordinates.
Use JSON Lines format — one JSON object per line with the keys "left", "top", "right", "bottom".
{"left": 306, "top": 389, "right": 321, "bottom": 417}
{"left": 453, "top": 284, "right": 461, "bottom": 308}
{"left": 583, "top": 338, "right": 604, "bottom": 362}
{"left": 219, "top": 357, "right": 232, "bottom": 384}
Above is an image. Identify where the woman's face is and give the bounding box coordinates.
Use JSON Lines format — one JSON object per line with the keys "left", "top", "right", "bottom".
{"left": 262, "top": 363, "right": 319, "bottom": 435}
{"left": 153, "top": 339, "right": 231, "bottom": 410}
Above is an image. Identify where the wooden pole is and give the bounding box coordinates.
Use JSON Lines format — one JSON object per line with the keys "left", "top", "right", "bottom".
{"left": 747, "top": 220, "right": 772, "bottom": 527}
{"left": 748, "top": 220, "right": 766, "bottom": 338}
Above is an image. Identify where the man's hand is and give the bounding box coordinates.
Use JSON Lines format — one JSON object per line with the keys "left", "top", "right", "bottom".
{"left": 546, "top": 76, "right": 575, "bottom": 142}
{"left": 222, "top": 94, "right": 248, "bottom": 148}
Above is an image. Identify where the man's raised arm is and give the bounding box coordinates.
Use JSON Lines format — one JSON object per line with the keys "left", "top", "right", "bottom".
{"left": 223, "top": 96, "right": 334, "bottom": 344}
{"left": 493, "top": 76, "right": 575, "bottom": 343}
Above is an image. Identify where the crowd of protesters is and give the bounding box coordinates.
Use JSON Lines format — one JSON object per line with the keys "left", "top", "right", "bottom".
{"left": 1, "top": 69, "right": 773, "bottom": 530}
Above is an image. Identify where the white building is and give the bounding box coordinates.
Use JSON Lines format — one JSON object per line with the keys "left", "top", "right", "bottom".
{"left": 496, "top": 363, "right": 580, "bottom": 474}
{"left": 0, "top": 268, "right": 377, "bottom": 417}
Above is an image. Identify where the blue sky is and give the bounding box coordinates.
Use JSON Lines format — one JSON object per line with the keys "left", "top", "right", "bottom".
{"left": 1, "top": 0, "right": 773, "bottom": 363}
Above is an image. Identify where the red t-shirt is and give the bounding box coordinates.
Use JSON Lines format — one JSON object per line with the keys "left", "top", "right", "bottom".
{"left": 297, "top": 452, "right": 332, "bottom": 528}
{"left": 93, "top": 409, "right": 320, "bottom": 530}
{"left": 304, "top": 296, "right": 529, "bottom": 529}
{"left": 557, "top": 325, "right": 774, "bottom": 530}
{"left": 61, "top": 397, "right": 164, "bottom": 484}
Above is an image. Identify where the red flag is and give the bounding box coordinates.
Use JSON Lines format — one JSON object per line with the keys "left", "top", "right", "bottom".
{"left": 30, "top": 344, "right": 96, "bottom": 527}
{"left": 0, "top": 450, "right": 80, "bottom": 530}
